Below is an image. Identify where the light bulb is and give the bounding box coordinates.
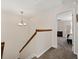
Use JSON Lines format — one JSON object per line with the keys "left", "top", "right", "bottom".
{"left": 18, "top": 22, "right": 27, "bottom": 26}
{"left": 18, "top": 22, "right": 23, "bottom": 26}
{"left": 23, "top": 23, "right": 27, "bottom": 26}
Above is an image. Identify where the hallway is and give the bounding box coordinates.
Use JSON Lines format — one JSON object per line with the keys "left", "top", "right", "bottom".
{"left": 33, "top": 37, "right": 77, "bottom": 59}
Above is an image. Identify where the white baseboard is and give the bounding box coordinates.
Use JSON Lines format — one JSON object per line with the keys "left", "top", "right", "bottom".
{"left": 74, "top": 51, "right": 78, "bottom": 55}
{"left": 35, "top": 45, "right": 57, "bottom": 58}
{"left": 52, "top": 44, "right": 57, "bottom": 48}
{"left": 36, "top": 46, "right": 52, "bottom": 58}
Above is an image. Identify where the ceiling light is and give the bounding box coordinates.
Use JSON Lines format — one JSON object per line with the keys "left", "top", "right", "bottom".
{"left": 18, "top": 11, "right": 27, "bottom": 26}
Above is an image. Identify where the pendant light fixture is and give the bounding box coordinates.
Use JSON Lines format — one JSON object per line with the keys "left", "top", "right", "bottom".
{"left": 18, "top": 11, "right": 27, "bottom": 26}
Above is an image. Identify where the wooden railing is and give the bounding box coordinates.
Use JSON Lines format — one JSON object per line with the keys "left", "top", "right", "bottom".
{"left": 19, "top": 29, "right": 52, "bottom": 53}
{"left": 1, "top": 42, "right": 5, "bottom": 59}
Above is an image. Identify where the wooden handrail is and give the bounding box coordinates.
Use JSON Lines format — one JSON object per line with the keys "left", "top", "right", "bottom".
{"left": 19, "top": 31, "right": 37, "bottom": 53}
{"left": 19, "top": 29, "right": 52, "bottom": 53}
{"left": 1, "top": 42, "right": 5, "bottom": 59}
{"left": 36, "top": 29, "right": 52, "bottom": 32}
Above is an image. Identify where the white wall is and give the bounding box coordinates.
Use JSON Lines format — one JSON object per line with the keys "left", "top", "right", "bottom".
{"left": 29, "top": 3, "right": 72, "bottom": 49}
{"left": 20, "top": 31, "right": 52, "bottom": 59}
{"left": 72, "top": 7, "right": 78, "bottom": 55}
{"left": 31, "top": 10, "right": 58, "bottom": 48}
{"left": 19, "top": 7, "right": 58, "bottom": 59}
{"left": 1, "top": 10, "right": 36, "bottom": 59}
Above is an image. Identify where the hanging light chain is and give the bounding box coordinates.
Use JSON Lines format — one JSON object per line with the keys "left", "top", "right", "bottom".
{"left": 21, "top": 11, "right": 24, "bottom": 24}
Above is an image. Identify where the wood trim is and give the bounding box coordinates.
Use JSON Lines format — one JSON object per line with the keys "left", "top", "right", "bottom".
{"left": 76, "top": 14, "right": 78, "bottom": 22}
{"left": 1, "top": 42, "right": 5, "bottom": 59}
{"left": 19, "top": 31, "right": 37, "bottom": 53}
{"left": 36, "top": 29, "right": 52, "bottom": 32}
{"left": 19, "top": 29, "right": 52, "bottom": 53}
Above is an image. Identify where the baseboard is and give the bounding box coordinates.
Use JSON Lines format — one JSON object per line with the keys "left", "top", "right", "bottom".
{"left": 52, "top": 44, "right": 57, "bottom": 48}
{"left": 36, "top": 46, "right": 52, "bottom": 58}
{"left": 74, "top": 51, "right": 78, "bottom": 55}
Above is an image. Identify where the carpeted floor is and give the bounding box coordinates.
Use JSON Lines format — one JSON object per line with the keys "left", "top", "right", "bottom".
{"left": 33, "top": 37, "right": 77, "bottom": 59}
{"left": 36, "top": 48, "right": 77, "bottom": 59}
{"left": 57, "top": 37, "right": 72, "bottom": 51}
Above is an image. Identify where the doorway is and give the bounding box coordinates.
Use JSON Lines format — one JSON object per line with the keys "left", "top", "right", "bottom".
{"left": 57, "top": 11, "right": 73, "bottom": 51}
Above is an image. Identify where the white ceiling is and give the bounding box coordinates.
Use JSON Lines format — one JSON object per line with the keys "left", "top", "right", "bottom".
{"left": 57, "top": 11, "right": 72, "bottom": 21}
{"left": 58, "top": 14, "right": 72, "bottom": 21}
{"left": 1, "top": 0, "right": 77, "bottom": 16}
{"left": 1, "top": 0, "right": 62, "bottom": 15}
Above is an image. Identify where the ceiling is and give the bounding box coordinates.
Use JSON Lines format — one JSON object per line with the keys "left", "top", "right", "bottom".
{"left": 57, "top": 11, "right": 72, "bottom": 21}
{"left": 1, "top": 0, "right": 77, "bottom": 16}
{"left": 1, "top": 0, "right": 62, "bottom": 15}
